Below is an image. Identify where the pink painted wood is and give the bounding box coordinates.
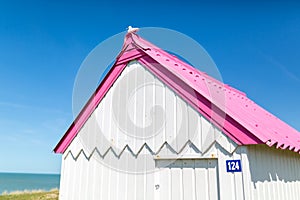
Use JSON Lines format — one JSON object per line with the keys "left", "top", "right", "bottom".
{"left": 54, "top": 32, "right": 300, "bottom": 154}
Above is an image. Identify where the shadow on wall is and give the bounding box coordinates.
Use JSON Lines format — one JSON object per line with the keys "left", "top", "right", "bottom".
{"left": 247, "top": 144, "right": 300, "bottom": 187}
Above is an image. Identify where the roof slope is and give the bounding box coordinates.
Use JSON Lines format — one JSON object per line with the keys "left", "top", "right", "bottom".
{"left": 54, "top": 32, "right": 300, "bottom": 154}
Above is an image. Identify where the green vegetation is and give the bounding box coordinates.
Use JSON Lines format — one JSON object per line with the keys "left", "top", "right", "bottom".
{"left": 0, "top": 189, "right": 58, "bottom": 200}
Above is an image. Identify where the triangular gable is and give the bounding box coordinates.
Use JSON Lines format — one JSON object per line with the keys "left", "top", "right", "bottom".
{"left": 63, "top": 60, "right": 238, "bottom": 159}
{"left": 54, "top": 32, "right": 300, "bottom": 154}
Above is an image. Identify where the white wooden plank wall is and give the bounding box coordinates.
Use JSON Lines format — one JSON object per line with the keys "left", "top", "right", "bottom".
{"left": 60, "top": 154, "right": 220, "bottom": 200}
{"left": 242, "top": 145, "right": 300, "bottom": 200}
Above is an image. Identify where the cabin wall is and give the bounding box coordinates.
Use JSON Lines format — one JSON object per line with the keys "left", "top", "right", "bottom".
{"left": 59, "top": 138, "right": 251, "bottom": 200}
{"left": 59, "top": 137, "right": 242, "bottom": 200}
{"left": 241, "top": 145, "right": 300, "bottom": 200}
{"left": 60, "top": 141, "right": 226, "bottom": 200}
{"left": 60, "top": 136, "right": 300, "bottom": 200}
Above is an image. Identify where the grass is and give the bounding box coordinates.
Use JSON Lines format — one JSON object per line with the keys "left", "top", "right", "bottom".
{"left": 0, "top": 189, "right": 58, "bottom": 200}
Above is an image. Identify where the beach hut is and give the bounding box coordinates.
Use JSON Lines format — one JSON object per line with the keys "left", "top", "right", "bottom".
{"left": 54, "top": 29, "right": 300, "bottom": 200}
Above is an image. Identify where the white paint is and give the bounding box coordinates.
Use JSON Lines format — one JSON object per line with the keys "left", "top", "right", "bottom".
{"left": 241, "top": 145, "right": 300, "bottom": 200}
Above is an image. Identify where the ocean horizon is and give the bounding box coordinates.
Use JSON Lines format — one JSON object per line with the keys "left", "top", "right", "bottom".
{"left": 0, "top": 172, "right": 60, "bottom": 194}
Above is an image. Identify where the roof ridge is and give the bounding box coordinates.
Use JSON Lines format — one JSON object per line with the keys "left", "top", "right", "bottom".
{"left": 129, "top": 33, "right": 247, "bottom": 96}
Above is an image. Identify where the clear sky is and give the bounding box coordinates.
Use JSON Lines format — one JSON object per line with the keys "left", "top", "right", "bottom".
{"left": 0, "top": 1, "right": 299, "bottom": 174}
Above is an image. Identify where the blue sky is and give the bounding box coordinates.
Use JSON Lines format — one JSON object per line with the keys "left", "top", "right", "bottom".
{"left": 0, "top": 1, "right": 299, "bottom": 174}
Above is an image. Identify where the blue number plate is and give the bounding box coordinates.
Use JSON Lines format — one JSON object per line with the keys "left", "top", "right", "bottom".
{"left": 226, "top": 160, "right": 242, "bottom": 172}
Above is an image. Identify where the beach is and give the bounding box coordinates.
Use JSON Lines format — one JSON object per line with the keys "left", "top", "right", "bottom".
{"left": 0, "top": 189, "right": 58, "bottom": 200}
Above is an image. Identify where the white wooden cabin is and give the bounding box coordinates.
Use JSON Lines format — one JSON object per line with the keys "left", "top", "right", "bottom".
{"left": 55, "top": 31, "right": 300, "bottom": 200}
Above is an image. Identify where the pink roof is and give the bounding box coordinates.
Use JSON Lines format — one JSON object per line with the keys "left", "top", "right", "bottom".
{"left": 54, "top": 32, "right": 300, "bottom": 154}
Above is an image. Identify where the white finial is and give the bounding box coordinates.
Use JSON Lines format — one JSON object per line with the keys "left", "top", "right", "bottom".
{"left": 127, "top": 26, "right": 139, "bottom": 34}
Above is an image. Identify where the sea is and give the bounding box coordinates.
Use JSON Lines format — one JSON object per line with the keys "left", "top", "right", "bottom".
{"left": 0, "top": 172, "right": 60, "bottom": 194}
